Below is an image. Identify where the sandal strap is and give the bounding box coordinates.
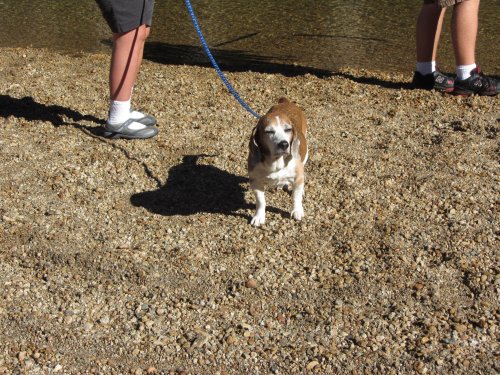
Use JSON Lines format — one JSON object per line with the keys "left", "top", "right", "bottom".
{"left": 130, "top": 109, "right": 157, "bottom": 126}
{"left": 104, "top": 118, "right": 158, "bottom": 139}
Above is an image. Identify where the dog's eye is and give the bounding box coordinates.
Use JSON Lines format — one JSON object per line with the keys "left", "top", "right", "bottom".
{"left": 284, "top": 128, "right": 292, "bottom": 133}
{"left": 265, "top": 130, "right": 275, "bottom": 134}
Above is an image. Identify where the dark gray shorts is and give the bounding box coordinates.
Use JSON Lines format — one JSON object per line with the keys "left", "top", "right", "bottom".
{"left": 96, "top": 0, "right": 154, "bottom": 33}
{"left": 423, "top": 0, "right": 467, "bottom": 7}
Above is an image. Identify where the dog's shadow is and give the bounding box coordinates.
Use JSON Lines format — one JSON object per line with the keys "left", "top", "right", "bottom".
{"left": 132, "top": 155, "right": 249, "bottom": 219}
{"left": 131, "top": 154, "right": 288, "bottom": 220}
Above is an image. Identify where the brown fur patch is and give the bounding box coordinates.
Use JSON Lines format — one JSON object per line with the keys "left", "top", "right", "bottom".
{"left": 248, "top": 97, "right": 308, "bottom": 173}
{"left": 264, "top": 98, "right": 307, "bottom": 161}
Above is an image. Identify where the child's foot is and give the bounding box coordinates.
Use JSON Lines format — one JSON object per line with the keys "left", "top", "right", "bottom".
{"left": 130, "top": 109, "right": 157, "bottom": 126}
{"left": 454, "top": 67, "right": 499, "bottom": 96}
{"left": 412, "top": 69, "right": 455, "bottom": 92}
{"left": 104, "top": 118, "right": 158, "bottom": 139}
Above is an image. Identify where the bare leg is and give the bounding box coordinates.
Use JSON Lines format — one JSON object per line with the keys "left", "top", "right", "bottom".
{"left": 133, "top": 26, "right": 150, "bottom": 89}
{"left": 416, "top": 3, "right": 446, "bottom": 63}
{"left": 451, "top": 0, "right": 499, "bottom": 95}
{"left": 109, "top": 25, "right": 150, "bottom": 101}
{"left": 104, "top": 24, "right": 158, "bottom": 139}
{"left": 452, "top": 0, "right": 479, "bottom": 66}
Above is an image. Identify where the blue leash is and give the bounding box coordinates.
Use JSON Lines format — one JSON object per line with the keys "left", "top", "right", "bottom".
{"left": 184, "top": 0, "right": 261, "bottom": 119}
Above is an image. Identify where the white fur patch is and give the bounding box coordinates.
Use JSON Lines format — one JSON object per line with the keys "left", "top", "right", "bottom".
{"left": 249, "top": 157, "right": 297, "bottom": 189}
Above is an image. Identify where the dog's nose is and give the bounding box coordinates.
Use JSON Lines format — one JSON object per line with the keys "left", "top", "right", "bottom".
{"left": 278, "top": 140, "right": 289, "bottom": 150}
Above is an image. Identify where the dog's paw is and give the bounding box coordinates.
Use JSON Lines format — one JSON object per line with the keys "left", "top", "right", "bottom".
{"left": 251, "top": 212, "right": 266, "bottom": 226}
{"left": 291, "top": 207, "right": 304, "bottom": 221}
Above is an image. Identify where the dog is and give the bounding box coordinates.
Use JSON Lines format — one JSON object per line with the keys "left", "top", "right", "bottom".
{"left": 248, "top": 98, "right": 308, "bottom": 226}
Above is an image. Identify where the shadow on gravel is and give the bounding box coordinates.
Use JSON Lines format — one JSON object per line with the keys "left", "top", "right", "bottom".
{"left": 131, "top": 154, "right": 251, "bottom": 219}
{"left": 140, "top": 41, "right": 412, "bottom": 89}
{"left": 102, "top": 37, "right": 413, "bottom": 90}
{"left": 0, "top": 95, "right": 105, "bottom": 130}
{"left": 0, "top": 95, "right": 164, "bottom": 186}
{"left": 333, "top": 72, "right": 414, "bottom": 90}
{"left": 131, "top": 154, "right": 288, "bottom": 220}
{"left": 101, "top": 39, "right": 334, "bottom": 78}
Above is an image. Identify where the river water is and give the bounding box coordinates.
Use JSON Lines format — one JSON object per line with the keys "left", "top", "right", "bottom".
{"left": 0, "top": 0, "right": 498, "bottom": 75}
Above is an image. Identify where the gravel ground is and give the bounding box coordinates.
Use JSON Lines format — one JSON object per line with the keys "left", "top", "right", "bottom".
{"left": 0, "top": 47, "right": 498, "bottom": 374}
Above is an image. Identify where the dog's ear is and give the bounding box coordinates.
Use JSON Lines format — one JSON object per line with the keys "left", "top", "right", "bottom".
{"left": 291, "top": 129, "right": 301, "bottom": 161}
{"left": 249, "top": 127, "right": 262, "bottom": 164}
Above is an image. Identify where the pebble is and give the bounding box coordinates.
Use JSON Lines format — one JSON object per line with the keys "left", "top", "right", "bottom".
{"left": 276, "top": 314, "right": 286, "bottom": 325}
{"left": 226, "top": 335, "right": 237, "bottom": 345}
{"left": 376, "top": 335, "right": 385, "bottom": 342}
{"left": 420, "top": 336, "right": 430, "bottom": 344}
{"left": 414, "top": 282, "right": 425, "bottom": 291}
{"left": 249, "top": 304, "right": 260, "bottom": 317}
{"left": 17, "top": 351, "right": 26, "bottom": 362}
{"left": 245, "top": 279, "right": 258, "bottom": 289}
{"left": 306, "top": 360, "right": 319, "bottom": 370}
{"left": 99, "top": 315, "right": 110, "bottom": 325}
{"left": 454, "top": 323, "right": 467, "bottom": 333}
{"left": 265, "top": 318, "right": 275, "bottom": 329}
{"left": 156, "top": 308, "right": 166, "bottom": 315}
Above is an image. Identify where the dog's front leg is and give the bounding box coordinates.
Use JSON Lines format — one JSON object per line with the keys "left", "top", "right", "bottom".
{"left": 251, "top": 188, "right": 266, "bottom": 226}
{"left": 291, "top": 182, "right": 304, "bottom": 221}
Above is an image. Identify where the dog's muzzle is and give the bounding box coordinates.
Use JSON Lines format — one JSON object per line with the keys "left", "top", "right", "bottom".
{"left": 278, "top": 140, "right": 289, "bottom": 151}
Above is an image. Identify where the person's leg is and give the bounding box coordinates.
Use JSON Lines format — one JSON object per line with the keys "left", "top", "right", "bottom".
{"left": 127, "top": 25, "right": 153, "bottom": 121}
{"left": 96, "top": 0, "right": 158, "bottom": 138}
{"left": 452, "top": 0, "right": 498, "bottom": 95}
{"left": 416, "top": 3, "right": 446, "bottom": 68}
{"left": 135, "top": 26, "right": 150, "bottom": 86}
{"left": 104, "top": 24, "right": 158, "bottom": 138}
{"left": 451, "top": 0, "right": 478, "bottom": 80}
{"left": 413, "top": 1, "right": 454, "bottom": 91}
{"left": 451, "top": 0, "right": 478, "bottom": 66}
{"left": 110, "top": 24, "right": 149, "bottom": 101}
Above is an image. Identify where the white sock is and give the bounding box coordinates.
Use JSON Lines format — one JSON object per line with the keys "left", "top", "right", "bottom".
{"left": 416, "top": 61, "right": 436, "bottom": 76}
{"left": 129, "top": 109, "right": 147, "bottom": 120}
{"left": 108, "top": 99, "right": 131, "bottom": 124}
{"left": 108, "top": 99, "right": 146, "bottom": 130}
{"left": 456, "top": 63, "right": 476, "bottom": 81}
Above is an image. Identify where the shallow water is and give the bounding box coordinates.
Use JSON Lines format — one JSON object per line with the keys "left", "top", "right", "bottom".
{"left": 0, "top": 0, "right": 498, "bottom": 75}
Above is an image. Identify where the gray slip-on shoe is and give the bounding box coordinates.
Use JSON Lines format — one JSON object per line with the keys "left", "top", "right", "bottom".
{"left": 131, "top": 109, "right": 157, "bottom": 126}
{"left": 103, "top": 118, "right": 158, "bottom": 139}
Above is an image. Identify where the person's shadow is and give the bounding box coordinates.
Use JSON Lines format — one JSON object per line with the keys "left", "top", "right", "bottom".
{"left": 0, "top": 95, "right": 105, "bottom": 133}
{"left": 0, "top": 95, "right": 165, "bottom": 178}
{"left": 131, "top": 154, "right": 251, "bottom": 218}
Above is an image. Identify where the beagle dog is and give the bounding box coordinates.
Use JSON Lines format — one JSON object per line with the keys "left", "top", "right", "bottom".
{"left": 248, "top": 98, "right": 308, "bottom": 226}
